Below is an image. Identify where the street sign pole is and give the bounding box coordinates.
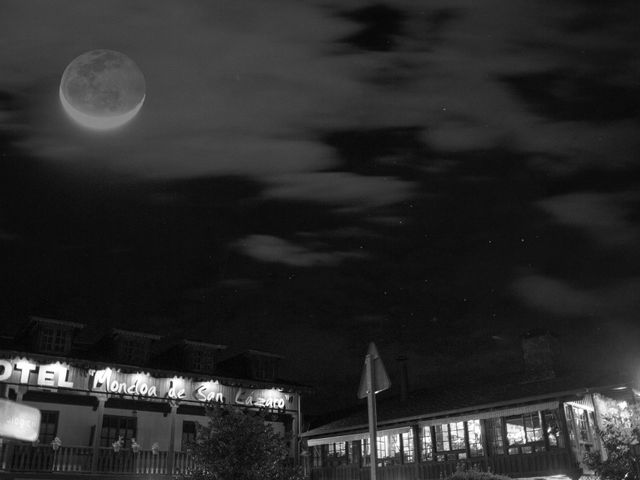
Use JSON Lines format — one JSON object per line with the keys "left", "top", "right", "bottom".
{"left": 366, "top": 354, "right": 378, "bottom": 480}
{"left": 358, "top": 342, "right": 389, "bottom": 480}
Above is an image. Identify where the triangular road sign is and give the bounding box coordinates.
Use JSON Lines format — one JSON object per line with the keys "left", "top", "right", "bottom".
{"left": 357, "top": 342, "right": 391, "bottom": 399}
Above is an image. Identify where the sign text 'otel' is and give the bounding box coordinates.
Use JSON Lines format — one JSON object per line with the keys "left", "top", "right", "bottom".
{"left": 0, "top": 358, "right": 293, "bottom": 411}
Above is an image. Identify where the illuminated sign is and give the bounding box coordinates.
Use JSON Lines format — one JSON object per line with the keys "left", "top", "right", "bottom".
{"left": 0, "top": 358, "right": 296, "bottom": 411}
{"left": 0, "top": 398, "right": 41, "bottom": 442}
{"left": 235, "top": 389, "right": 287, "bottom": 409}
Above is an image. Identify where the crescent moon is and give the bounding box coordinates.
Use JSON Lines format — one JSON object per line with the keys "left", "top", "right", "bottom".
{"left": 59, "top": 86, "right": 145, "bottom": 131}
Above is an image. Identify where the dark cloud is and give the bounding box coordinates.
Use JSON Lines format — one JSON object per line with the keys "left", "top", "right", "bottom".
{"left": 341, "top": 4, "right": 405, "bottom": 52}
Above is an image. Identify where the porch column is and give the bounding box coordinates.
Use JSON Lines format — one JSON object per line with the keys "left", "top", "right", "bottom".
{"left": 15, "top": 385, "right": 27, "bottom": 401}
{"left": 167, "top": 401, "right": 178, "bottom": 474}
{"left": 91, "top": 394, "right": 107, "bottom": 473}
{"left": 412, "top": 425, "right": 421, "bottom": 462}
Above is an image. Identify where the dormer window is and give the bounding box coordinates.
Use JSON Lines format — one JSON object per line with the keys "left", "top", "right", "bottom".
{"left": 111, "top": 329, "right": 160, "bottom": 366}
{"left": 189, "top": 348, "right": 214, "bottom": 373}
{"left": 120, "top": 337, "right": 148, "bottom": 365}
{"left": 182, "top": 341, "right": 225, "bottom": 373}
{"left": 38, "top": 326, "right": 68, "bottom": 354}
{"left": 254, "top": 358, "right": 277, "bottom": 381}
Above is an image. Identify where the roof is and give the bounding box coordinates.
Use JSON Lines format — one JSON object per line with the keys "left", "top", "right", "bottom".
{"left": 183, "top": 339, "right": 227, "bottom": 350}
{"left": 244, "top": 349, "right": 285, "bottom": 359}
{"left": 111, "top": 328, "right": 162, "bottom": 340}
{"left": 28, "top": 316, "right": 85, "bottom": 329}
{"left": 302, "top": 368, "right": 634, "bottom": 438}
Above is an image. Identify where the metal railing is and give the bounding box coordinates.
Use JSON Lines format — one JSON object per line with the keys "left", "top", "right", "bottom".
{"left": 0, "top": 442, "right": 195, "bottom": 475}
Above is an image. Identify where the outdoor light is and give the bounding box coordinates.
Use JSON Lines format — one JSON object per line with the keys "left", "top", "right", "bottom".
{"left": 131, "top": 438, "right": 140, "bottom": 453}
{"left": 112, "top": 436, "right": 124, "bottom": 453}
{"left": 51, "top": 437, "right": 62, "bottom": 451}
{"left": 151, "top": 442, "right": 159, "bottom": 455}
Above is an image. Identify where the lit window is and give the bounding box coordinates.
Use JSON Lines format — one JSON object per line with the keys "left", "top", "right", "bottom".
{"left": 401, "top": 430, "right": 415, "bottom": 463}
{"left": 435, "top": 424, "right": 450, "bottom": 452}
{"left": 377, "top": 432, "right": 402, "bottom": 466}
{"left": 467, "top": 419, "right": 484, "bottom": 457}
{"left": 326, "top": 442, "right": 348, "bottom": 466}
{"left": 576, "top": 409, "right": 591, "bottom": 443}
{"left": 450, "top": 422, "right": 466, "bottom": 450}
{"left": 420, "top": 426, "right": 433, "bottom": 461}
{"left": 361, "top": 438, "right": 371, "bottom": 465}
{"left": 328, "top": 442, "right": 346, "bottom": 457}
{"left": 544, "top": 411, "right": 564, "bottom": 448}
{"left": 505, "top": 412, "right": 546, "bottom": 454}
{"left": 101, "top": 415, "right": 137, "bottom": 447}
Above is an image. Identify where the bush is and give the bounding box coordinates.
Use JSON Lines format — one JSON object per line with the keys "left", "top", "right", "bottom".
{"left": 446, "top": 464, "right": 512, "bottom": 480}
{"left": 447, "top": 463, "right": 511, "bottom": 480}
{"left": 183, "top": 405, "right": 304, "bottom": 480}
{"left": 584, "top": 400, "right": 640, "bottom": 480}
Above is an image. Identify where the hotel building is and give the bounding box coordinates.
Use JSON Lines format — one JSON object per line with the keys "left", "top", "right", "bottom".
{"left": 0, "top": 317, "right": 306, "bottom": 479}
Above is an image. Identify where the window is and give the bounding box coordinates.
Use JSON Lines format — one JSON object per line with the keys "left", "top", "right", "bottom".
{"left": 543, "top": 410, "right": 564, "bottom": 448}
{"left": 39, "top": 327, "right": 67, "bottom": 353}
{"left": 420, "top": 426, "right": 433, "bottom": 461}
{"left": 435, "top": 423, "right": 450, "bottom": 456}
{"left": 190, "top": 349, "right": 215, "bottom": 372}
{"left": 101, "top": 415, "right": 137, "bottom": 447}
{"left": 312, "top": 446, "right": 322, "bottom": 467}
{"left": 377, "top": 432, "right": 401, "bottom": 466}
{"left": 326, "top": 442, "right": 348, "bottom": 466}
{"left": 486, "top": 417, "right": 504, "bottom": 455}
{"left": 328, "top": 442, "right": 346, "bottom": 457}
{"left": 182, "top": 421, "right": 197, "bottom": 449}
{"left": 467, "top": 419, "right": 484, "bottom": 457}
{"left": 577, "top": 409, "right": 591, "bottom": 443}
{"left": 401, "top": 430, "right": 415, "bottom": 463}
{"left": 120, "top": 337, "right": 148, "bottom": 365}
{"left": 361, "top": 438, "right": 371, "bottom": 465}
{"left": 38, "top": 410, "right": 59, "bottom": 444}
{"left": 254, "top": 358, "right": 277, "bottom": 380}
{"left": 434, "top": 422, "right": 467, "bottom": 461}
{"left": 449, "top": 422, "right": 466, "bottom": 451}
{"left": 348, "top": 441, "right": 358, "bottom": 464}
{"left": 505, "top": 412, "right": 545, "bottom": 454}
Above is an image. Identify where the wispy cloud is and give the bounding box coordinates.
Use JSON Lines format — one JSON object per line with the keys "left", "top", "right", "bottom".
{"left": 513, "top": 274, "right": 640, "bottom": 320}
{"left": 265, "top": 172, "right": 414, "bottom": 211}
{"left": 235, "top": 234, "right": 365, "bottom": 267}
{"left": 537, "top": 192, "right": 639, "bottom": 246}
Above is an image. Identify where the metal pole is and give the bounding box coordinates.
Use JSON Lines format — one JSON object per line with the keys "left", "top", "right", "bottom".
{"left": 366, "top": 354, "right": 377, "bottom": 480}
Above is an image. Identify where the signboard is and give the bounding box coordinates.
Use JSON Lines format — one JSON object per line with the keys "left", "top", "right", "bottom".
{"left": 0, "top": 358, "right": 297, "bottom": 412}
{"left": 0, "top": 398, "right": 41, "bottom": 442}
{"left": 357, "top": 342, "right": 390, "bottom": 399}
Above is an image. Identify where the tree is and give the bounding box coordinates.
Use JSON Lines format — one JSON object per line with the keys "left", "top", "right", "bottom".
{"left": 585, "top": 400, "right": 640, "bottom": 480}
{"left": 183, "top": 405, "right": 304, "bottom": 480}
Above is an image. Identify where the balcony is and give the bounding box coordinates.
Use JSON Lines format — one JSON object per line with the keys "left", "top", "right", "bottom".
{"left": 0, "top": 443, "right": 194, "bottom": 476}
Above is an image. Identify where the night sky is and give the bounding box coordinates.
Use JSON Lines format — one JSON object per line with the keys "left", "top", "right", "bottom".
{"left": 1, "top": 0, "right": 639, "bottom": 414}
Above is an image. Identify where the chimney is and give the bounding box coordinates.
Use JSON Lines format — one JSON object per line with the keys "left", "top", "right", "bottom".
{"left": 396, "top": 355, "right": 409, "bottom": 402}
{"left": 521, "top": 330, "right": 557, "bottom": 382}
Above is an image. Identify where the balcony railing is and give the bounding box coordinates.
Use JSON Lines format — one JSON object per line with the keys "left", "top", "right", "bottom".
{"left": 0, "top": 443, "right": 194, "bottom": 475}
{"left": 310, "top": 449, "right": 580, "bottom": 480}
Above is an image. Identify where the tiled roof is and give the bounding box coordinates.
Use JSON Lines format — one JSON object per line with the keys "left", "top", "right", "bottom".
{"left": 303, "top": 369, "right": 633, "bottom": 438}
